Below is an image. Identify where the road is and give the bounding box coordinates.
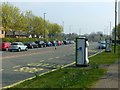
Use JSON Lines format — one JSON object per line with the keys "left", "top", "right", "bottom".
{"left": 1, "top": 42, "right": 99, "bottom": 88}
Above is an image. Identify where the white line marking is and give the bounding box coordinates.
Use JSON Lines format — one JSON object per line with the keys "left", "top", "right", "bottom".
{"left": 2, "top": 50, "right": 104, "bottom": 89}
{"left": 40, "top": 60, "right": 44, "bottom": 62}
{"left": 88, "top": 50, "right": 104, "bottom": 58}
{"left": 55, "top": 57, "right": 60, "bottom": 59}
{"left": 13, "top": 65, "right": 20, "bottom": 69}
{"left": 48, "top": 58, "right": 53, "bottom": 60}
{"left": 0, "top": 69, "right": 3, "bottom": 72}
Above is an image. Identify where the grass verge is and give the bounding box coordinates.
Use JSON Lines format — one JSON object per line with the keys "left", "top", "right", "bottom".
{"left": 5, "top": 46, "right": 119, "bottom": 89}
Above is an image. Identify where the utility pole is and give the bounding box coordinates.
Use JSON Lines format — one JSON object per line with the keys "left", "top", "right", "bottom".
{"left": 69, "top": 25, "right": 71, "bottom": 34}
{"left": 79, "top": 28, "right": 81, "bottom": 36}
{"left": 114, "top": 0, "right": 117, "bottom": 53}
{"left": 44, "top": 13, "right": 46, "bottom": 42}
{"left": 107, "top": 26, "right": 108, "bottom": 36}
{"left": 62, "top": 21, "right": 66, "bottom": 40}
{"left": 62, "top": 21, "right": 64, "bottom": 33}
{"left": 110, "top": 21, "right": 111, "bottom": 37}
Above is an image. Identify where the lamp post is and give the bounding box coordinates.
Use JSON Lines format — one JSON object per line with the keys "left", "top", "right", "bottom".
{"left": 62, "top": 21, "right": 64, "bottom": 33}
{"left": 114, "top": 0, "right": 117, "bottom": 53}
{"left": 44, "top": 13, "right": 46, "bottom": 42}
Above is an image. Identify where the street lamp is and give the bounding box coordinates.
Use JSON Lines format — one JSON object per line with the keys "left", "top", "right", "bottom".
{"left": 114, "top": 0, "right": 117, "bottom": 53}
{"left": 62, "top": 21, "right": 64, "bottom": 33}
{"left": 44, "top": 13, "right": 46, "bottom": 42}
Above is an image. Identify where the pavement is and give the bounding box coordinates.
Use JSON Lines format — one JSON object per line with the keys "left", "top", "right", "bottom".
{"left": 93, "top": 59, "right": 120, "bottom": 89}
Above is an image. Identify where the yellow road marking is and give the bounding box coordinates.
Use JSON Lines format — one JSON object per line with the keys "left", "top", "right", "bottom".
{"left": 2, "top": 50, "right": 104, "bottom": 89}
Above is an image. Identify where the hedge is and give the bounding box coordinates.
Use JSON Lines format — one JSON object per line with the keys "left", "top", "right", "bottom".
{"left": 2, "top": 38, "right": 45, "bottom": 43}
{"left": 2, "top": 37, "right": 63, "bottom": 43}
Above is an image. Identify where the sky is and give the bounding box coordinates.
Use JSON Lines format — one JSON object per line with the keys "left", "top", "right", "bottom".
{"left": 1, "top": 0, "right": 117, "bottom": 35}
{"left": 118, "top": 2, "right": 120, "bottom": 23}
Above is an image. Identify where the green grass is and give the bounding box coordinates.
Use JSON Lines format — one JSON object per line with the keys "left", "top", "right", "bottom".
{"left": 7, "top": 46, "right": 119, "bottom": 89}
{"left": 10, "top": 68, "right": 105, "bottom": 89}
{"left": 90, "top": 46, "right": 119, "bottom": 65}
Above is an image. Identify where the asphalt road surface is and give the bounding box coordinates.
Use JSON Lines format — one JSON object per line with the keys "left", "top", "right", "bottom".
{"left": 1, "top": 42, "right": 99, "bottom": 88}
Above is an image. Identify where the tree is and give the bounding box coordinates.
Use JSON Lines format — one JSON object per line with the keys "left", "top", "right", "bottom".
{"left": 112, "top": 24, "right": 120, "bottom": 40}
{"left": 31, "top": 16, "right": 44, "bottom": 37}
{"left": 2, "top": 2, "right": 24, "bottom": 37}
{"left": 2, "top": 2, "right": 13, "bottom": 36}
{"left": 9, "top": 6, "right": 22, "bottom": 36}
{"left": 117, "top": 23, "right": 120, "bottom": 39}
{"left": 1, "top": 2, "right": 63, "bottom": 39}
{"left": 49, "top": 23, "right": 62, "bottom": 38}
{"left": 24, "top": 10, "right": 35, "bottom": 36}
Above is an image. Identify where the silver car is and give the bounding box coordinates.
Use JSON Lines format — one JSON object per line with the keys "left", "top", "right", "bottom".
{"left": 10, "top": 42, "right": 28, "bottom": 52}
{"left": 98, "top": 41, "right": 106, "bottom": 49}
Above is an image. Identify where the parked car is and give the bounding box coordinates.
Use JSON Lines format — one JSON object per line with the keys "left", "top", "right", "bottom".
{"left": 98, "top": 41, "right": 106, "bottom": 49}
{"left": 69, "top": 40, "right": 75, "bottom": 44}
{"left": 2, "top": 42, "right": 11, "bottom": 51}
{"left": 24, "top": 42, "right": 38, "bottom": 49}
{"left": 63, "top": 40, "right": 69, "bottom": 45}
{"left": 9, "top": 42, "right": 28, "bottom": 52}
{"left": 45, "top": 41, "right": 53, "bottom": 47}
{"left": 50, "top": 41, "right": 57, "bottom": 46}
{"left": 57, "top": 41, "right": 62, "bottom": 46}
{"left": 35, "top": 41, "right": 46, "bottom": 48}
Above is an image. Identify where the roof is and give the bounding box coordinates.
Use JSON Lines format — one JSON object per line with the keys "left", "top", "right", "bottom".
{"left": 6, "top": 31, "right": 27, "bottom": 36}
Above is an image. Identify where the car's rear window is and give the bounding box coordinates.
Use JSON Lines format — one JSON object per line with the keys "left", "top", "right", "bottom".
{"left": 11, "top": 43, "right": 18, "bottom": 45}
{"left": 29, "top": 42, "right": 35, "bottom": 44}
{"left": 100, "top": 41, "right": 105, "bottom": 44}
{"left": 2, "top": 43, "right": 5, "bottom": 45}
{"left": 2, "top": 43, "right": 9, "bottom": 45}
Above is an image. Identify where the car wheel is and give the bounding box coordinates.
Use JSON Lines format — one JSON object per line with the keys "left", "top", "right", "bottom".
{"left": 6, "top": 48, "right": 8, "bottom": 51}
{"left": 18, "top": 48, "right": 21, "bottom": 52}
{"left": 44, "top": 45, "right": 46, "bottom": 47}
{"left": 10, "top": 50, "right": 12, "bottom": 52}
{"left": 41, "top": 45, "right": 43, "bottom": 48}
{"left": 25, "top": 47, "right": 28, "bottom": 51}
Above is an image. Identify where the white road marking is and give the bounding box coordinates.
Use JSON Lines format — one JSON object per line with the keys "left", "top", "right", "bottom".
{"left": 88, "top": 50, "right": 104, "bottom": 58}
{"left": 40, "top": 60, "right": 44, "bottom": 62}
{"left": 0, "top": 69, "right": 3, "bottom": 72}
{"left": 63, "top": 55, "right": 66, "bottom": 57}
{"left": 13, "top": 65, "right": 20, "bottom": 69}
{"left": 55, "top": 57, "right": 60, "bottom": 59}
{"left": 3, "top": 51, "right": 51, "bottom": 60}
{"left": 48, "top": 58, "right": 53, "bottom": 60}
{"left": 2, "top": 50, "right": 104, "bottom": 89}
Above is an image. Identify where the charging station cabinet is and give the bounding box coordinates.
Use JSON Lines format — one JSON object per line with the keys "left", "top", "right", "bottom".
{"left": 76, "top": 37, "right": 89, "bottom": 66}
{"left": 105, "top": 38, "right": 111, "bottom": 52}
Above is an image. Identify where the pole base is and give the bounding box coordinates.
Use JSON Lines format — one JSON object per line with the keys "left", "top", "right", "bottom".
{"left": 76, "top": 64, "right": 89, "bottom": 67}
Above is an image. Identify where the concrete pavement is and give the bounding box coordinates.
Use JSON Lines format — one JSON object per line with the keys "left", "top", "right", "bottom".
{"left": 93, "top": 60, "right": 120, "bottom": 89}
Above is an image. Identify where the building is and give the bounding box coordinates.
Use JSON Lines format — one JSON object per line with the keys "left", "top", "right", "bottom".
{"left": 0, "top": 27, "right": 5, "bottom": 38}
{"left": 6, "top": 31, "right": 27, "bottom": 38}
